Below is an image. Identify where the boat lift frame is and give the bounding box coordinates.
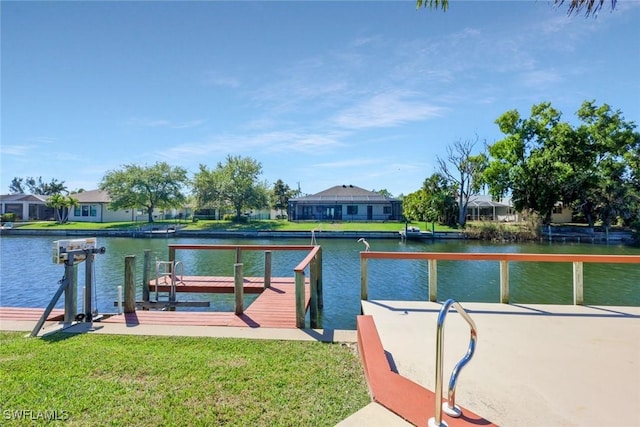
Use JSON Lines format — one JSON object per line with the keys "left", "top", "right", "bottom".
{"left": 30, "top": 246, "right": 106, "bottom": 337}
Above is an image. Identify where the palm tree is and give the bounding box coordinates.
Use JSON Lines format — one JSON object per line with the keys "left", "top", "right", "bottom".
{"left": 416, "top": 0, "right": 616, "bottom": 17}
{"left": 46, "top": 194, "right": 78, "bottom": 224}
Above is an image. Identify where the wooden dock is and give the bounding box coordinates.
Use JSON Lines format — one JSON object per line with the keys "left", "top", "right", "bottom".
{"left": 0, "top": 307, "right": 64, "bottom": 322}
{"left": 2, "top": 244, "right": 323, "bottom": 331}
{"left": 110, "top": 281, "right": 310, "bottom": 328}
{"left": 150, "top": 275, "right": 296, "bottom": 294}
{"left": 0, "top": 281, "right": 310, "bottom": 330}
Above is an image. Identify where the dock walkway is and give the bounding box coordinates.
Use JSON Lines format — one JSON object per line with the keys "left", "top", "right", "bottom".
{"left": 343, "top": 300, "right": 640, "bottom": 427}
{"left": 0, "top": 280, "right": 310, "bottom": 331}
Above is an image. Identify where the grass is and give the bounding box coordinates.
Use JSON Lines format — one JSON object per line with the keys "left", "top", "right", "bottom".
{"left": 0, "top": 331, "right": 370, "bottom": 426}
{"left": 15, "top": 219, "right": 454, "bottom": 232}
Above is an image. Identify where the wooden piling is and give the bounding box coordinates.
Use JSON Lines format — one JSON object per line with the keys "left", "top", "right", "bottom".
{"left": 264, "top": 250, "right": 272, "bottom": 289}
{"left": 234, "top": 263, "right": 244, "bottom": 315}
{"left": 310, "top": 255, "right": 318, "bottom": 329}
{"left": 428, "top": 259, "right": 437, "bottom": 302}
{"left": 500, "top": 260, "right": 509, "bottom": 304}
{"left": 63, "top": 261, "right": 77, "bottom": 323}
{"left": 124, "top": 255, "right": 136, "bottom": 313}
{"left": 142, "top": 249, "right": 151, "bottom": 303}
{"left": 295, "top": 270, "right": 305, "bottom": 328}
{"left": 573, "top": 261, "right": 584, "bottom": 305}
{"left": 360, "top": 257, "right": 368, "bottom": 301}
{"left": 317, "top": 247, "right": 323, "bottom": 309}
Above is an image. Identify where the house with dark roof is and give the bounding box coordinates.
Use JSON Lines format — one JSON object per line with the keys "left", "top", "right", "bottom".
{"left": 288, "top": 185, "right": 402, "bottom": 221}
{"left": 0, "top": 194, "right": 53, "bottom": 220}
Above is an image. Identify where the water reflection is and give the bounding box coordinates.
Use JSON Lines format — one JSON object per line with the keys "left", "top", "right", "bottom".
{"left": 1, "top": 235, "right": 638, "bottom": 329}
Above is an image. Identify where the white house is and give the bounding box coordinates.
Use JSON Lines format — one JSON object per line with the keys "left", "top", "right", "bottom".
{"left": 68, "top": 189, "right": 193, "bottom": 223}
{"left": 68, "top": 189, "right": 137, "bottom": 222}
{"left": 466, "top": 195, "right": 518, "bottom": 222}
{"left": 0, "top": 194, "right": 52, "bottom": 221}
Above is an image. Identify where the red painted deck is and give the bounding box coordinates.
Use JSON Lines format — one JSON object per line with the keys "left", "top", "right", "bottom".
{"left": 357, "top": 315, "right": 495, "bottom": 427}
{"left": 0, "top": 281, "right": 311, "bottom": 329}
{"left": 0, "top": 307, "right": 64, "bottom": 322}
{"left": 150, "top": 275, "right": 294, "bottom": 294}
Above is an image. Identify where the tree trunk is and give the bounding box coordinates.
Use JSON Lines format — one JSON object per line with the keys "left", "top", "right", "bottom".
{"left": 147, "top": 207, "right": 154, "bottom": 223}
{"left": 458, "top": 204, "right": 467, "bottom": 227}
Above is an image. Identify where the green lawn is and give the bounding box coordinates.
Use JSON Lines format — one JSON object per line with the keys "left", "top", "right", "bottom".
{"left": 15, "top": 219, "right": 453, "bottom": 232}
{"left": 0, "top": 331, "right": 370, "bottom": 426}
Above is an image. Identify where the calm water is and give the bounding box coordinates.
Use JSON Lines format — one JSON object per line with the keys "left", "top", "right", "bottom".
{"left": 1, "top": 235, "right": 638, "bottom": 329}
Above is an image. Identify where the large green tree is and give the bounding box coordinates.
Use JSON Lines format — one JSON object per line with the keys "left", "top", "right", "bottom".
{"left": 484, "top": 101, "right": 639, "bottom": 227}
{"left": 100, "top": 162, "right": 189, "bottom": 223}
{"left": 403, "top": 173, "right": 456, "bottom": 226}
{"left": 193, "top": 155, "right": 269, "bottom": 221}
{"left": 484, "top": 102, "right": 576, "bottom": 224}
{"left": 271, "top": 179, "right": 297, "bottom": 219}
{"left": 570, "top": 101, "right": 639, "bottom": 227}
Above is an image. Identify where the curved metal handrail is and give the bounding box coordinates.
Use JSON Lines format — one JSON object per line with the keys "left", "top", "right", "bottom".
{"left": 428, "top": 299, "right": 478, "bottom": 427}
{"left": 155, "top": 260, "right": 184, "bottom": 302}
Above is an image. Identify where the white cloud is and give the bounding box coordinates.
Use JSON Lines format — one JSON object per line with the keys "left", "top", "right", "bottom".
{"left": 123, "top": 118, "right": 204, "bottom": 129}
{"left": 202, "top": 72, "right": 241, "bottom": 88}
{"left": 520, "top": 69, "right": 563, "bottom": 88}
{"left": 161, "top": 129, "right": 345, "bottom": 162}
{"left": 332, "top": 91, "right": 446, "bottom": 129}
{"left": 0, "top": 144, "right": 34, "bottom": 156}
{"left": 313, "top": 158, "right": 380, "bottom": 169}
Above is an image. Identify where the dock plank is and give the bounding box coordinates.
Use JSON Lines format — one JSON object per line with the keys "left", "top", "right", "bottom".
{"left": 0, "top": 307, "right": 64, "bottom": 322}
{"left": 1, "top": 278, "right": 312, "bottom": 329}
{"left": 150, "top": 275, "right": 296, "bottom": 294}
{"left": 230, "top": 283, "right": 310, "bottom": 328}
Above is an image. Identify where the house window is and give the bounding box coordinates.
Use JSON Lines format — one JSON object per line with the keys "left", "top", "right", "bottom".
{"left": 383, "top": 206, "right": 391, "bottom": 214}
{"left": 347, "top": 206, "right": 358, "bottom": 215}
{"left": 74, "top": 204, "right": 98, "bottom": 217}
{"left": 552, "top": 205, "right": 563, "bottom": 214}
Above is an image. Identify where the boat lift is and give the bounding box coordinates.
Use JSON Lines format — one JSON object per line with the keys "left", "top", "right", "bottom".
{"left": 30, "top": 238, "right": 106, "bottom": 337}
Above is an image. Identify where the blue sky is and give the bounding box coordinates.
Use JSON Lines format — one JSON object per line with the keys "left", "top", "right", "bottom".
{"left": 2, "top": 1, "right": 639, "bottom": 198}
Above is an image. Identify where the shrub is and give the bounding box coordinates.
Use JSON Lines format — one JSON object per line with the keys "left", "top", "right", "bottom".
{"left": 1, "top": 213, "right": 17, "bottom": 223}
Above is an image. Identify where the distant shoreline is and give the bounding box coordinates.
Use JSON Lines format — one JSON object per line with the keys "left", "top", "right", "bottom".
{"left": 1, "top": 226, "right": 634, "bottom": 244}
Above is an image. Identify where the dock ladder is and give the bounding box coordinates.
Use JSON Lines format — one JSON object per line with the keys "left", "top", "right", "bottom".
{"left": 428, "top": 299, "right": 478, "bottom": 427}
{"left": 154, "top": 260, "right": 184, "bottom": 303}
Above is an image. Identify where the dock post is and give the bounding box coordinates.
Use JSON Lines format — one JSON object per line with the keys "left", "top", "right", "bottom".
{"left": 317, "top": 247, "right": 323, "bottom": 309}
{"left": 573, "top": 261, "right": 584, "bottom": 305}
{"left": 295, "top": 270, "right": 305, "bottom": 328}
{"left": 360, "top": 256, "right": 368, "bottom": 301}
{"left": 235, "top": 247, "right": 242, "bottom": 264}
{"left": 310, "top": 256, "right": 319, "bottom": 329}
{"left": 264, "top": 251, "right": 272, "bottom": 289}
{"left": 142, "top": 249, "right": 151, "bottom": 303}
{"left": 234, "top": 263, "right": 244, "bottom": 315}
{"left": 63, "top": 260, "right": 77, "bottom": 323}
{"left": 124, "top": 255, "right": 136, "bottom": 313}
{"left": 84, "top": 252, "right": 94, "bottom": 320}
{"left": 500, "top": 260, "right": 510, "bottom": 303}
{"left": 169, "top": 246, "right": 176, "bottom": 263}
{"left": 428, "top": 259, "right": 437, "bottom": 302}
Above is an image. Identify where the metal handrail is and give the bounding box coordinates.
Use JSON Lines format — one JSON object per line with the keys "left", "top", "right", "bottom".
{"left": 155, "top": 260, "right": 184, "bottom": 302}
{"left": 428, "top": 299, "right": 478, "bottom": 427}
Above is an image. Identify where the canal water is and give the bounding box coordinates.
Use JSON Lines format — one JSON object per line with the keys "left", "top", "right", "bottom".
{"left": 1, "top": 235, "right": 638, "bottom": 330}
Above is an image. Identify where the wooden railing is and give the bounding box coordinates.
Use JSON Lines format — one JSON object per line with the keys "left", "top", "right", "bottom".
{"left": 360, "top": 252, "right": 640, "bottom": 305}
{"left": 168, "top": 244, "right": 322, "bottom": 328}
